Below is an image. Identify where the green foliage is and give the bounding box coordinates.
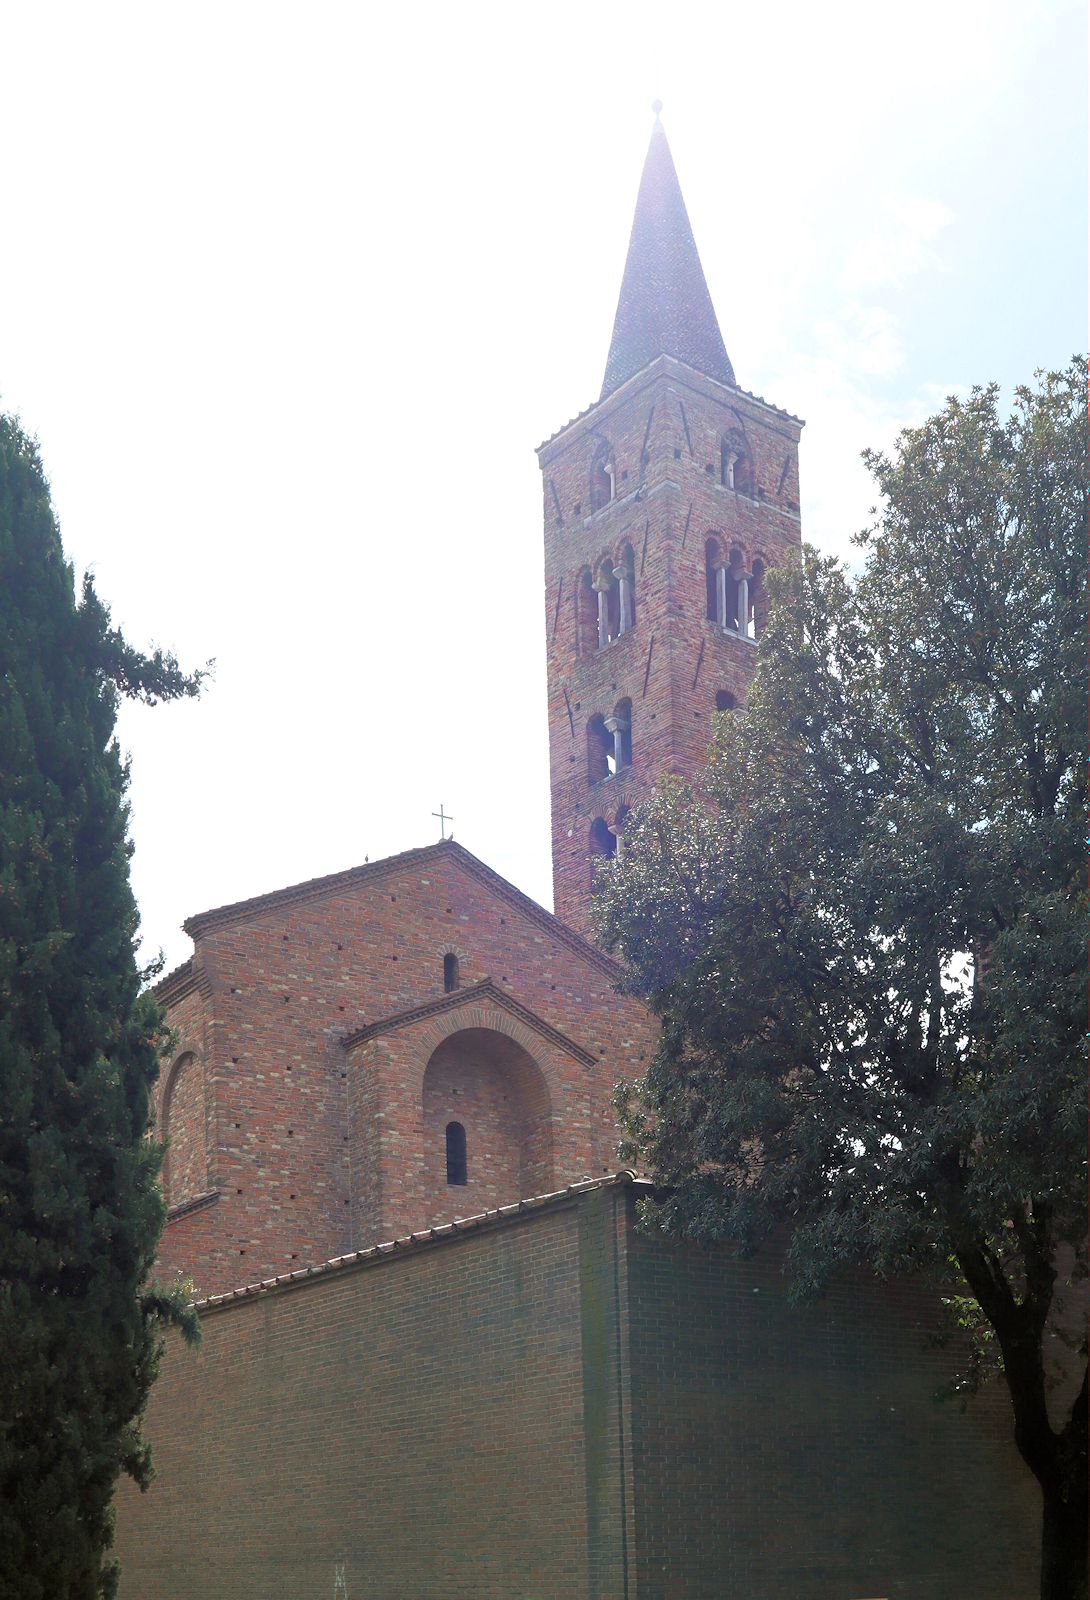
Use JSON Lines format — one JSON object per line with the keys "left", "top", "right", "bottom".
{"left": 596, "top": 362, "right": 1087, "bottom": 1598}
{"left": 0, "top": 416, "right": 205, "bottom": 1599}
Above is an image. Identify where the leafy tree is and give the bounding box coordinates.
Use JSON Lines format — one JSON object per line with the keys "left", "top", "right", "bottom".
{"left": 0, "top": 416, "right": 206, "bottom": 1599}
{"left": 596, "top": 362, "right": 1087, "bottom": 1600}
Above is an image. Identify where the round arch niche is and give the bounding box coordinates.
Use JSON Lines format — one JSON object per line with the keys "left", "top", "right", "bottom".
{"left": 162, "top": 1051, "right": 207, "bottom": 1209}
{"left": 422, "top": 1027, "right": 554, "bottom": 1211}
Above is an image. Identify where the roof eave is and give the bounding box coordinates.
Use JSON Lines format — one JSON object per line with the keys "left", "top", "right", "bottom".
{"left": 538, "top": 353, "right": 804, "bottom": 463}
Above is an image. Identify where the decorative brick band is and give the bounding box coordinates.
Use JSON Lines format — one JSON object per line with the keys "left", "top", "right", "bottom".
{"left": 153, "top": 958, "right": 199, "bottom": 1005}
{"left": 341, "top": 979, "right": 598, "bottom": 1068}
{"left": 165, "top": 1188, "right": 220, "bottom": 1225}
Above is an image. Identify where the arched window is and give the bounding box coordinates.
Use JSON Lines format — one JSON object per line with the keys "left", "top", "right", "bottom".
{"left": 721, "top": 429, "right": 753, "bottom": 496}
{"left": 589, "top": 816, "right": 617, "bottom": 884}
{"left": 587, "top": 713, "right": 611, "bottom": 783}
{"left": 445, "top": 1121, "right": 467, "bottom": 1186}
{"left": 594, "top": 557, "right": 620, "bottom": 647}
{"left": 162, "top": 1051, "right": 205, "bottom": 1209}
{"left": 576, "top": 567, "right": 597, "bottom": 655}
{"left": 613, "top": 803, "right": 631, "bottom": 860}
{"left": 615, "top": 542, "right": 636, "bottom": 635}
{"left": 443, "top": 953, "right": 459, "bottom": 993}
{"left": 751, "top": 557, "right": 766, "bottom": 639}
{"left": 725, "top": 547, "right": 746, "bottom": 634}
{"left": 590, "top": 443, "right": 615, "bottom": 512}
{"left": 716, "top": 690, "right": 737, "bottom": 713}
{"left": 608, "top": 697, "right": 632, "bottom": 771}
{"left": 705, "top": 537, "right": 723, "bottom": 622}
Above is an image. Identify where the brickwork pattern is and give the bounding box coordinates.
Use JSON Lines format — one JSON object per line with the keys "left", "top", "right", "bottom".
{"left": 538, "top": 356, "right": 804, "bottom": 935}
{"left": 160, "top": 1052, "right": 206, "bottom": 1207}
{"left": 114, "top": 1179, "right": 1040, "bottom": 1599}
{"left": 624, "top": 1201, "right": 1040, "bottom": 1599}
{"left": 116, "top": 1204, "right": 594, "bottom": 1600}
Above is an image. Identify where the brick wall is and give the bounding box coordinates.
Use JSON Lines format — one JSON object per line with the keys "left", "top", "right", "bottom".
{"left": 116, "top": 1199, "right": 597, "bottom": 1600}
{"left": 538, "top": 355, "right": 804, "bottom": 936}
{"left": 116, "top": 1177, "right": 1041, "bottom": 1600}
{"left": 625, "top": 1200, "right": 1040, "bottom": 1600}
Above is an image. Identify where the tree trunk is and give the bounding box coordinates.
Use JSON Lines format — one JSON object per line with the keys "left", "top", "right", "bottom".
{"left": 1040, "top": 1485, "right": 1088, "bottom": 1600}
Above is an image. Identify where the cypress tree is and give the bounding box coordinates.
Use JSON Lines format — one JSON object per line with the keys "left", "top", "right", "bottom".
{"left": 0, "top": 415, "right": 205, "bottom": 1599}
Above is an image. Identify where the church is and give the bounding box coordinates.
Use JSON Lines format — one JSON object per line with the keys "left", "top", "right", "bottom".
{"left": 113, "top": 115, "right": 1038, "bottom": 1599}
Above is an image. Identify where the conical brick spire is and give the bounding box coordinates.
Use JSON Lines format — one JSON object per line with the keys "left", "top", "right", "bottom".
{"left": 600, "top": 110, "right": 735, "bottom": 399}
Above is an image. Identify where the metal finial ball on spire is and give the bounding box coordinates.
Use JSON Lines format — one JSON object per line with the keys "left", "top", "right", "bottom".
{"left": 651, "top": 99, "right": 663, "bottom": 117}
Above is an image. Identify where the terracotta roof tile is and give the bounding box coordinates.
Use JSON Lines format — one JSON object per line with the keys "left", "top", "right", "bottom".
{"left": 193, "top": 1171, "right": 652, "bottom": 1313}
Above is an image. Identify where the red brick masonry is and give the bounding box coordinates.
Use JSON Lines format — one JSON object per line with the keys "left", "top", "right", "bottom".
{"left": 114, "top": 1174, "right": 1038, "bottom": 1600}
{"left": 151, "top": 841, "right": 657, "bottom": 1298}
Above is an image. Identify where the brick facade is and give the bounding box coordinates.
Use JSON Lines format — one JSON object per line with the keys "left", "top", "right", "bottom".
{"left": 114, "top": 1177, "right": 1038, "bottom": 1599}
{"left": 120, "top": 114, "right": 1045, "bottom": 1596}
{"left": 152, "top": 843, "right": 657, "bottom": 1299}
{"left": 539, "top": 358, "right": 803, "bottom": 935}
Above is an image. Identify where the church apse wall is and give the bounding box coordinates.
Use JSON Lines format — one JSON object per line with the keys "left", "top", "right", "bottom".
{"left": 151, "top": 843, "right": 657, "bottom": 1298}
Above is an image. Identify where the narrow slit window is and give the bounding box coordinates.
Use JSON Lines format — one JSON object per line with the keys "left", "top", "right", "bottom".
{"left": 443, "top": 953, "right": 459, "bottom": 992}
{"left": 445, "top": 1121, "right": 467, "bottom": 1185}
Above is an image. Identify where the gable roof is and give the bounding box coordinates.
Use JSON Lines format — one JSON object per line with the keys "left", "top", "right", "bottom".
{"left": 601, "top": 114, "right": 735, "bottom": 400}
{"left": 341, "top": 978, "right": 598, "bottom": 1067}
{"left": 177, "top": 838, "right": 622, "bottom": 979}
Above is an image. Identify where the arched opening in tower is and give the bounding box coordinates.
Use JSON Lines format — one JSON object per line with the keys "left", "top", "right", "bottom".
{"left": 589, "top": 443, "right": 615, "bottom": 512}
{"left": 587, "top": 713, "right": 612, "bottom": 783}
{"left": 576, "top": 567, "right": 598, "bottom": 656}
{"left": 705, "top": 536, "right": 723, "bottom": 622}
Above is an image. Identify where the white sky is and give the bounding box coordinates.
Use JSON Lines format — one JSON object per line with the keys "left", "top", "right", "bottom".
{"left": 0, "top": 0, "right": 1084, "bottom": 974}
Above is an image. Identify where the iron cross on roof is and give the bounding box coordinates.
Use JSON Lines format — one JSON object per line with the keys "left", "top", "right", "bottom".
{"left": 432, "top": 804, "right": 453, "bottom": 841}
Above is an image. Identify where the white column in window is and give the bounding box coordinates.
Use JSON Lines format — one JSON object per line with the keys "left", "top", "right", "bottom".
{"left": 615, "top": 563, "right": 633, "bottom": 634}
{"left": 725, "top": 451, "right": 738, "bottom": 489}
{"left": 715, "top": 561, "right": 728, "bottom": 631}
{"left": 604, "top": 713, "right": 629, "bottom": 773}
{"left": 738, "top": 575, "right": 750, "bottom": 637}
{"left": 595, "top": 572, "right": 612, "bottom": 649}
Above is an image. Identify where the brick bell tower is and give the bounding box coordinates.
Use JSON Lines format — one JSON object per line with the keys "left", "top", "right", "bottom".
{"left": 537, "top": 108, "right": 806, "bottom": 937}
